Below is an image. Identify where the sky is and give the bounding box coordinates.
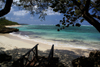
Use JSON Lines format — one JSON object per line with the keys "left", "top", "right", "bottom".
{"left": 4, "top": 0, "right": 91, "bottom": 25}
{"left": 5, "top": 6, "right": 64, "bottom": 25}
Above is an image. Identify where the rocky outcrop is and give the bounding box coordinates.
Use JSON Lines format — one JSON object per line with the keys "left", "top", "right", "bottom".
{"left": 72, "top": 50, "right": 100, "bottom": 67}
{"left": 0, "top": 27, "right": 19, "bottom": 33}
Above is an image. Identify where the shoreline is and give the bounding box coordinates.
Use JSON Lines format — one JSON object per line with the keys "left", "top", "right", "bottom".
{"left": 0, "top": 33, "right": 96, "bottom": 67}
{"left": 5, "top": 25, "right": 22, "bottom": 27}
{"left": 0, "top": 25, "right": 99, "bottom": 67}
{"left": 9, "top": 32, "right": 99, "bottom": 50}
{"left": 0, "top": 33, "right": 93, "bottom": 57}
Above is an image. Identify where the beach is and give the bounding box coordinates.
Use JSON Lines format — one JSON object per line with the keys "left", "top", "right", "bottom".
{"left": 5, "top": 25, "right": 22, "bottom": 27}
{"left": 1, "top": 25, "right": 99, "bottom": 67}
{"left": 0, "top": 33, "right": 91, "bottom": 56}
{"left": 0, "top": 33, "right": 93, "bottom": 67}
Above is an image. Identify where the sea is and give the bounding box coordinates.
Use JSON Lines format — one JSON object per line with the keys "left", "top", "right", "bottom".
{"left": 9, "top": 25, "right": 100, "bottom": 50}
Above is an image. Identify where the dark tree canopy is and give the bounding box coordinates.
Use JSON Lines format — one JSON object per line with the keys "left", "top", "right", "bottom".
{"left": 0, "top": 0, "right": 100, "bottom": 32}
{"left": 51, "top": 0, "right": 100, "bottom": 32}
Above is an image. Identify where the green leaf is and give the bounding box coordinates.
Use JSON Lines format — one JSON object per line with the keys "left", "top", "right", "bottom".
{"left": 75, "top": 23, "right": 81, "bottom": 27}
{"left": 56, "top": 24, "right": 60, "bottom": 27}
{"left": 66, "top": 20, "right": 69, "bottom": 22}
{"left": 66, "top": 24, "right": 69, "bottom": 27}
{"left": 60, "top": 20, "right": 62, "bottom": 22}
{"left": 62, "top": 22, "right": 65, "bottom": 25}
{"left": 75, "top": 10, "right": 81, "bottom": 15}
{"left": 18, "top": 4, "right": 21, "bottom": 6}
{"left": 65, "top": 15, "right": 70, "bottom": 18}
{"left": 60, "top": 28, "right": 62, "bottom": 30}
{"left": 53, "top": 9, "right": 59, "bottom": 12}
{"left": 69, "top": 8, "right": 73, "bottom": 11}
{"left": 72, "top": 24, "right": 74, "bottom": 27}
{"left": 70, "top": 22, "right": 73, "bottom": 24}
{"left": 80, "top": 19, "right": 84, "bottom": 22}
{"left": 50, "top": 4, "right": 56, "bottom": 8}
{"left": 57, "top": 29, "right": 60, "bottom": 31}
{"left": 62, "top": 26, "right": 65, "bottom": 29}
{"left": 78, "top": 0, "right": 80, "bottom": 2}
{"left": 67, "top": 1, "right": 69, "bottom": 4}
{"left": 24, "top": 5, "right": 29, "bottom": 8}
{"left": 70, "top": 11, "right": 74, "bottom": 16}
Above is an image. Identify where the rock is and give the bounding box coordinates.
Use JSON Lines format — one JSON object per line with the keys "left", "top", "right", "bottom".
{"left": 0, "top": 27, "right": 19, "bottom": 33}
{"left": 72, "top": 51, "right": 100, "bottom": 67}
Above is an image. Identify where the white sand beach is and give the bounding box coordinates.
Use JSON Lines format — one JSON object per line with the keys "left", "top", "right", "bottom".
{"left": 5, "top": 25, "right": 21, "bottom": 27}
{"left": 0, "top": 33, "right": 95, "bottom": 67}
{"left": 0, "top": 34, "right": 92, "bottom": 56}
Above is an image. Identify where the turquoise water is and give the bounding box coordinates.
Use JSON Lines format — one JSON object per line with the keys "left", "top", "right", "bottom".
{"left": 10, "top": 25, "right": 100, "bottom": 50}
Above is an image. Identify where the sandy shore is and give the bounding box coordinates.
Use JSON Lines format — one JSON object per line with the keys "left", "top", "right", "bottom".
{"left": 0, "top": 34, "right": 94, "bottom": 67}
{"left": 5, "top": 25, "right": 21, "bottom": 27}
{"left": 0, "top": 34, "right": 92, "bottom": 56}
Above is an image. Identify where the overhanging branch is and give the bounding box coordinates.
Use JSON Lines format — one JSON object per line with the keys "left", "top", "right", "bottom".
{"left": 0, "top": 0, "right": 13, "bottom": 17}
{"left": 72, "top": 0, "right": 81, "bottom": 7}
{"left": 84, "top": 0, "right": 90, "bottom": 12}
{"left": 91, "top": 14, "right": 100, "bottom": 20}
{"left": 72, "top": 0, "right": 84, "bottom": 12}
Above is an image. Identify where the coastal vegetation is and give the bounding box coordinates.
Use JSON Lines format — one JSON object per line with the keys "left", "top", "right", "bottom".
{"left": 0, "top": 17, "right": 19, "bottom": 33}
{"left": 0, "top": 17, "right": 19, "bottom": 25}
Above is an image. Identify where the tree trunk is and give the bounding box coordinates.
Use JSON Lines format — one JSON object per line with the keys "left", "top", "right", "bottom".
{"left": 83, "top": 11, "right": 100, "bottom": 32}
{"left": 0, "top": 0, "right": 13, "bottom": 17}
{"left": 72, "top": 0, "right": 100, "bottom": 32}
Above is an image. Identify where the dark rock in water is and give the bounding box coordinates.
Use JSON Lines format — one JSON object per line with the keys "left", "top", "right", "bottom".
{"left": 72, "top": 50, "right": 100, "bottom": 67}
{"left": 0, "top": 53, "right": 12, "bottom": 63}
{"left": 0, "top": 27, "right": 19, "bottom": 33}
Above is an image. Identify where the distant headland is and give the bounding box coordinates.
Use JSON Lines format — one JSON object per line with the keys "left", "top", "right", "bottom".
{"left": 0, "top": 17, "right": 19, "bottom": 33}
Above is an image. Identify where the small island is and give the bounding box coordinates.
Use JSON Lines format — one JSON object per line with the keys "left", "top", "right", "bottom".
{"left": 0, "top": 17, "right": 19, "bottom": 33}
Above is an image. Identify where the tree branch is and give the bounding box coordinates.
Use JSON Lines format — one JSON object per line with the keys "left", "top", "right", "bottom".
{"left": 72, "top": 0, "right": 100, "bottom": 32}
{"left": 0, "top": 0, "right": 13, "bottom": 17}
{"left": 83, "top": 12, "right": 100, "bottom": 32}
{"left": 72, "top": 0, "right": 81, "bottom": 7}
{"left": 72, "top": 0, "right": 84, "bottom": 11}
{"left": 84, "top": 0, "right": 90, "bottom": 12}
{"left": 91, "top": 14, "right": 100, "bottom": 20}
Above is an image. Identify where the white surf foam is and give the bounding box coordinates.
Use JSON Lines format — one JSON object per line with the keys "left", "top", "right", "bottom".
{"left": 9, "top": 32, "right": 99, "bottom": 50}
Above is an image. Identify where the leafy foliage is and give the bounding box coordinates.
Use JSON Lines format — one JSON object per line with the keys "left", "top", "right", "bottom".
{"left": 12, "top": 0, "right": 100, "bottom": 31}
{"left": 13, "top": 0, "right": 51, "bottom": 21}
{"left": 0, "top": 24, "right": 5, "bottom": 31}
{"left": 0, "top": 17, "right": 19, "bottom": 25}
{"left": 0, "top": 0, "right": 100, "bottom": 31}
{"left": 50, "top": 0, "right": 100, "bottom": 31}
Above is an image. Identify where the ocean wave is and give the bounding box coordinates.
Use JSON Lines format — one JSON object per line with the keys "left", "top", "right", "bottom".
{"left": 9, "top": 32, "right": 99, "bottom": 50}
{"left": 10, "top": 32, "right": 30, "bottom": 39}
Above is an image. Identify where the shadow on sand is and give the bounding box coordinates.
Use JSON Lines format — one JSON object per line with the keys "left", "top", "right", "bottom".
{"left": 0, "top": 47, "right": 91, "bottom": 67}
